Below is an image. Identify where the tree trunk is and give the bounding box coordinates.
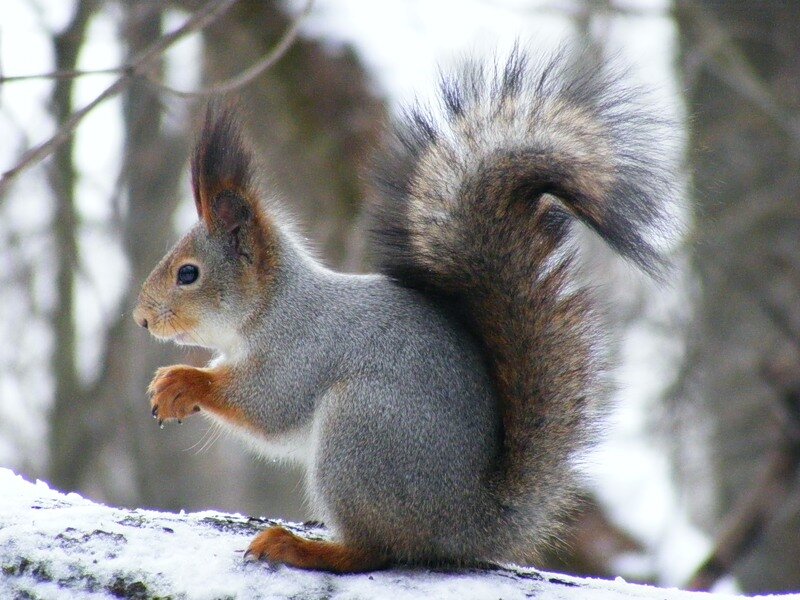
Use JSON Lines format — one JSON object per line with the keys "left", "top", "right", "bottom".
{"left": 47, "top": 0, "right": 100, "bottom": 494}
{"left": 675, "top": 1, "right": 800, "bottom": 592}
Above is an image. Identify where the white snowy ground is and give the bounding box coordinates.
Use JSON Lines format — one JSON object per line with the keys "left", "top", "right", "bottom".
{"left": 1, "top": 469, "right": 795, "bottom": 600}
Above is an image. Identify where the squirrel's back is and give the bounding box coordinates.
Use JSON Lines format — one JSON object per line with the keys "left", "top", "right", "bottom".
{"left": 367, "top": 46, "right": 677, "bottom": 560}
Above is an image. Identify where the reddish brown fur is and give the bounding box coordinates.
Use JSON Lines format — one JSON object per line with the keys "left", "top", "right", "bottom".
{"left": 148, "top": 364, "right": 252, "bottom": 430}
{"left": 246, "top": 527, "right": 389, "bottom": 574}
{"left": 245, "top": 207, "right": 281, "bottom": 288}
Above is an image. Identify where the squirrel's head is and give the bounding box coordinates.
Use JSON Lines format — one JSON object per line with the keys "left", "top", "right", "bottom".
{"left": 133, "top": 104, "right": 279, "bottom": 352}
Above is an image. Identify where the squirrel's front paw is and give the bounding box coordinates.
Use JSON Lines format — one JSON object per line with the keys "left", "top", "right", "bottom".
{"left": 147, "top": 365, "right": 209, "bottom": 426}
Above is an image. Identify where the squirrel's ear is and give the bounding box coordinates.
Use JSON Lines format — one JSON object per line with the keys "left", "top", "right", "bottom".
{"left": 212, "top": 190, "right": 251, "bottom": 234}
{"left": 191, "top": 102, "right": 255, "bottom": 232}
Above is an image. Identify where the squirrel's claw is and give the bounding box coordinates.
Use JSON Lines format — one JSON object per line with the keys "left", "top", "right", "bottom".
{"left": 151, "top": 405, "right": 159, "bottom": 419}
{"left": 242, "top": 547, "right": 272, "bottom": 566}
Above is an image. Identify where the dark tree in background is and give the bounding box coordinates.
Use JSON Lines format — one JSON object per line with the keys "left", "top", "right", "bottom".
{"left": 47, "top": 0, "right": 100, "bottom": 499}
{"left": 676, "top": 1, "right": 800, "bottom": 593}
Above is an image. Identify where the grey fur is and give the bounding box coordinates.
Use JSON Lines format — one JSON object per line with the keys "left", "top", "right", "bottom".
{"left": 135, "top": 46, "right": 676, "bottom": 568}
{"left": 220, "top": 234, "right": 503, "bottom": 563}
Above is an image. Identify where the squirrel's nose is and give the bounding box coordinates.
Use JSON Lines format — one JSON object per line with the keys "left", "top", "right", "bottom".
{"left": 132, "top": 306, "right": 149, "bottom": 329}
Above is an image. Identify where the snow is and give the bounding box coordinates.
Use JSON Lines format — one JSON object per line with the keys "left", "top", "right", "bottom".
{"left": 1, "top": 469, "right": 795, "bottom": 600}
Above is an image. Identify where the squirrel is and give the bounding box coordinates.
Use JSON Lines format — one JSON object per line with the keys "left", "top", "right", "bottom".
{"left": 132, "top": 47, "right": 675, "bottom": 573}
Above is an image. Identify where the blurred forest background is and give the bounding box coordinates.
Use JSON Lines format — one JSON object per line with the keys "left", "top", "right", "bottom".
{"left": 1, "top": 0, "right": 798, "bottom": 595}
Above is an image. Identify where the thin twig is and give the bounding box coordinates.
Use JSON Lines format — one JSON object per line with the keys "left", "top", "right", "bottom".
{"left": 0, "top": 0, "right": 238, "bottom": 194}
{"left": 0, "top": 0, "right": 314, "bottom": 92}
{"left": 147, "top": 0, "right": 315, "bottom": 98}
{"left": 479, "top": 0, "right": 668, "bottom": 18}
{"left": 685, "top": 274, "right": 800, "bottom": 590}
{"left": 677, "top": 1, "right": 800, "bottom": 149}
{"left": 686, "top": 446, "right": 800, "bottom": 591}
{"left": 733, "top": 261, "right": 800, "bottom": 355}
{"left": 0, "top": 67, "right": 123, "bottom": 84}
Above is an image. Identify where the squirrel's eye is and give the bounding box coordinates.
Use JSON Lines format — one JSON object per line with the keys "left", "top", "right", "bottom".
{"left": 177, "top": 264, "right": 199, "bottom": 285}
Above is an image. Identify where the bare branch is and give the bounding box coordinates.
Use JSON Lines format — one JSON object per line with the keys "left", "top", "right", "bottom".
{"left": 676, "top": 1, "right": 800, "bottom": 149}
{"left": 479, "top": 0, "right": 669, "bottom": 18}
{"left": 0, "top": 0, "right": 238, "bottom": 195}
{"left": 0, "top": 0, "right": 313, "bottom": 89}
{"left": 0, "top": 0, "right": 313, "bottom": 94}
{"left": 686, "top": 445, "right": 800, "bottom": 591}
{"left": 686, "top": 352, "right": 800, "bottom": 591}
{"left": 147, "top": 0, "right": 315, "bottom": 99}
{"left": 733, "top": 260, "right": 800, "bottom": 355}
{"left": 0, "top": 67, "right": 123, "bottom": 84}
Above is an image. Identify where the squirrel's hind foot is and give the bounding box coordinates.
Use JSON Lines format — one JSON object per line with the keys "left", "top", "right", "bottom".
{"left": 244, "top": 526, "right": 388, "bottom": 574}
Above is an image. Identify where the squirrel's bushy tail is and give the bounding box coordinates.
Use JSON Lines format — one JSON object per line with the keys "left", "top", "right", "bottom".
{"left": 368, "top": 47, "right": 676, "bottom": 560}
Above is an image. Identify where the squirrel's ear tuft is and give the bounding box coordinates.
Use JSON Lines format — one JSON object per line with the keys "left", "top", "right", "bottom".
{"left": 191, "top": 102, "right": 255, "bottom": 232}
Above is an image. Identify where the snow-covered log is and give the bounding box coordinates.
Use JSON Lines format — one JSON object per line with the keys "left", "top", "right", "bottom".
{"left": 0, "top": 468, "right": 784, "bottom": 599}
